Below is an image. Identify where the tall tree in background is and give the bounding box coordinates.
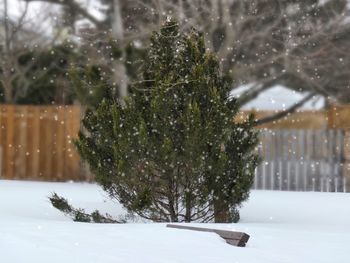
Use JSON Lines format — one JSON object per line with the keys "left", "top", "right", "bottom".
{"left": 0, "top": 0, "right": 75, "bottom": 104}
{"left": 0, "top": 0, "right": 34, "bottom": 103}
{"left": 25, "top": 0, "right": 136, "bottom": 105}
{"left": 26, "top": 0, "right": 350, "bottom": 122}
{"left": 130, "top": 0, "right": 350, "bottom": 123}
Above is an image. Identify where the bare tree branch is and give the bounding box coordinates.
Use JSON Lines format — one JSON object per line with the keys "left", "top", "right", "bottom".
{"left": 254, "top": 92, "right": 318, "bottom": 126}
{"left": 24, "top": 0, "right": 103, "bottom": 27}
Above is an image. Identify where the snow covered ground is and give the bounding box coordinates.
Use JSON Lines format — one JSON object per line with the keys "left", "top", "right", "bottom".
{"left": 1, "top": 180, "right": 349, "bottom": 263}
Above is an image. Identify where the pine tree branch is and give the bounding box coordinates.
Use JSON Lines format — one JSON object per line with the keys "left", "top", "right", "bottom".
{"left": 49, "top": 192, "right": 122, "bottom": 223}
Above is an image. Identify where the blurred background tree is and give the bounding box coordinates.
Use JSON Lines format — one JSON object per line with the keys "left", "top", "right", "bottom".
{"left": 0, "top": 0, "right": 78, "bottom": 104}
{"left": 1, "top": 0, "right": 350, "bottom": 117}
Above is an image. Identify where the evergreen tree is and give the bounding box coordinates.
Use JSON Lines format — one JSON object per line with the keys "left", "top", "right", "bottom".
{"left": 76, "top": 20, "right": 259, "bottom": 223}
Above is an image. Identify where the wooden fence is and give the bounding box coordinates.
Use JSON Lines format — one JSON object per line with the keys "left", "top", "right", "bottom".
{"left": 2, "top": 104, "right": 350, "bottom": 186}
{"left": 0, "top": 105, "right": 85, "bottom": 181}
{"left": 253, "top": 129, "right": 348, "bottom": 192}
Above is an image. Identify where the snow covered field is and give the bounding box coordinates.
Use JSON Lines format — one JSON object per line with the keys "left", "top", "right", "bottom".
{"left": 1, "top": 180, "right": 349, "bottom": 263}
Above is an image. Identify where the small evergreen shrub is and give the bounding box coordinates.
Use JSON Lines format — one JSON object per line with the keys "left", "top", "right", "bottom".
{"left": 75, "top": 20, "right": 259, "bottom": 223}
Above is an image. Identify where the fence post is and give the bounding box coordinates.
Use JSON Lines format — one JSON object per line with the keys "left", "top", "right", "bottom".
{"left": 342, "top": 131, "right": 350, "bottom": 192}
{"left": 0, "top": 147, "right": 2, "bottom": 178}
{"left": 0, "top": 105, "right": 2, "bottom": 178}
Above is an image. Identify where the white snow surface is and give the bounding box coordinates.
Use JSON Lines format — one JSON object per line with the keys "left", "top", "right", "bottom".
{"left": 1, "top": 180, "right": 349, "bottom": 263}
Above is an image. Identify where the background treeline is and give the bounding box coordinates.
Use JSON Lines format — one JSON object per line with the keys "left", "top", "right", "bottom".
{"left": 1, "top": 0, "right": 350, "bottom": 112}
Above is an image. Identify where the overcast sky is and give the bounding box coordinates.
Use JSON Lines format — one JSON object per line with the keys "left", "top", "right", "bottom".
{"left": 3, "top": 0, "right": 104, "bottom": 21}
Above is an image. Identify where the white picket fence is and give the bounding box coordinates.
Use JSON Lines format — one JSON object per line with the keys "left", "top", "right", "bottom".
{"left": 253, "top": 129, "right": 347, "bottom": 192}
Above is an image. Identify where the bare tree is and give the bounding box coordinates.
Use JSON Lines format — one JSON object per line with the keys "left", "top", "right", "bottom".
{"left": 0, "top": 0, "right": 61, "bottom": 103}
{"left": 25, "top": 0, "right": 135, "bottom": 104}
{"left": 151, "top": 0, "right": 350, "bottom": 123}
{"left": 1, "top": 0, "right": 31, "bottom": 102}
{"left": 25, "top": 0, "right": 350, "bottom": 118}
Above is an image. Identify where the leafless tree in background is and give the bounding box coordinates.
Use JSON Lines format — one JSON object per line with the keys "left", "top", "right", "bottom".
{"left": 0, "top": 0, "right": 61, "bottom": 103}
{"left": 147, "top": 0, "right": 350, "bottom": 123}
{"left": 25, "top": 0, "right": 132, "bottom": 104}
{"left": 24, "top": 0, "right": 350, "bottom": 118}
{"left": 1, "top": 0, "right": 31, "bottom": 103}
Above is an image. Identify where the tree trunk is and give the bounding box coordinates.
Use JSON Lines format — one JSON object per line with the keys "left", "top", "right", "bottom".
{"left": 2, "top": 77, "right": 13, "bottom": 103}
{"left": 213, "top": 199, "right": 230, "bottom": 223}
{"left": 168, "top": 196, "right": 178, "bottom": 222}
{"left": 2, "top": 0, "right": 13, "bottom": 103}
{"left": 112, "top": 0, "right": 128, "bottom": 103}
{"left": 185, "top": 192, "right": 192, "bottom": 222}
{"left": 113, "top": 62, "right": 128, "bottom": 102}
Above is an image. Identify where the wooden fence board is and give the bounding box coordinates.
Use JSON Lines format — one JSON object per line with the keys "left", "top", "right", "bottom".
{"left": 56, "top": 106, "right": 66, "bottom": 180}
{"left": 0, "top": 106, "right": 2, "bottom": 178}
{"left": 45, "top": 107, "right": 53, "bottom": 180}
{"left": 32, "top": 107, "right": 41, "bottom": 180}
{"left": 6, "top": 106, "right": 15, "bottom": 179}
{"left": 17, "top": 106, "right": 27, "bottom": 179}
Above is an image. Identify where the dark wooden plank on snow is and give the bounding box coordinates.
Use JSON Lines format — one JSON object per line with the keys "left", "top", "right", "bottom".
{"left": 166, "top": 224, "right": 250, "bottom": 247}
